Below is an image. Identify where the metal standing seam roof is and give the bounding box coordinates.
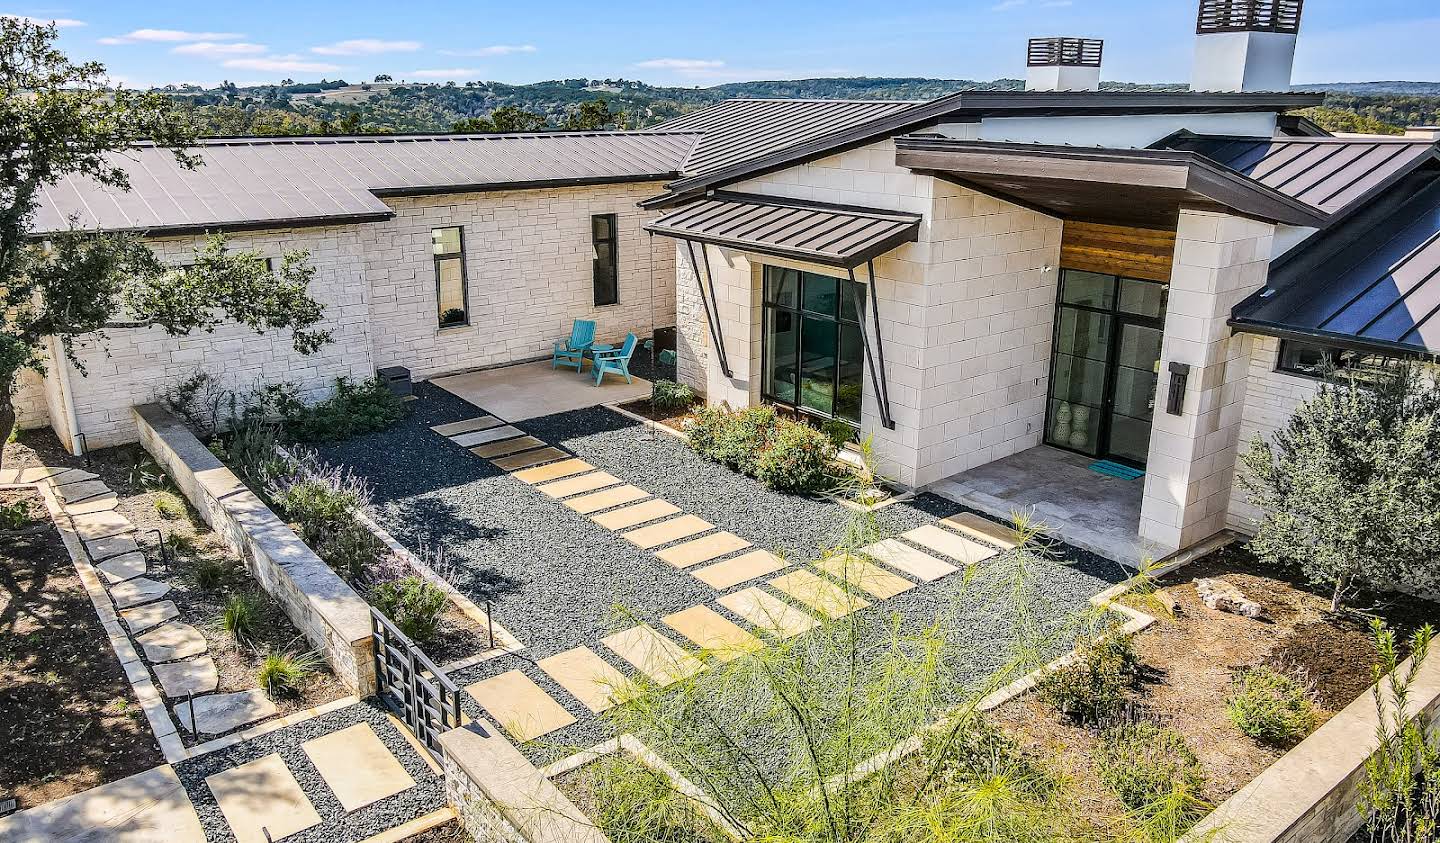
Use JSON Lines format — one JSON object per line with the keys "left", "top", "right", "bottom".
{"left": 32, "top": 131, "right": 701, "bottom": 236}
{"left": 1157, "top": 133, "right": 1440, "bottom": 217}
{"left": 643, "top": 191, "right": 922, "bottom": 267}
{"left": 1232, "top": 176, "right": 1440, "bottom": 355}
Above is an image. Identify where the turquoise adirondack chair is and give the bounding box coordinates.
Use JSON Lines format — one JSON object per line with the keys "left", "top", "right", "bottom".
{"left": 552, "top": 319, "right": 597, "bottom": 371}
{"left": 592, "top": 332, "right": 638, "bottom": 386}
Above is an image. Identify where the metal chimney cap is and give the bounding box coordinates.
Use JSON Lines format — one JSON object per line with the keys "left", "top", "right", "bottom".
{"left": 1026, "top": 37, "right": 1104, "bottom": 68}
{"left": 1196, "top": 0, "right": 1303, "bottom": 35}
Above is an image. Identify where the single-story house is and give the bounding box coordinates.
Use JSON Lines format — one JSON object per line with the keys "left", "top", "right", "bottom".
{"left": 16, "top": 0, "right": 1440, "bottom": 565}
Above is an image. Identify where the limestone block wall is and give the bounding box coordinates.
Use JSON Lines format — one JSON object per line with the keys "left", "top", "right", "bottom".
{"left": 134, "top": 403, "right": 375, "bottom": 696}
{"left": 11, "top": 369, "right": 48, "bottom": 430}
{"left": 367, "top": 183, "right": 675, "bottom": 380}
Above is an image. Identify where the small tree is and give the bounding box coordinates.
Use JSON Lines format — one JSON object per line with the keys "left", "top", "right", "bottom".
{"left": 1239, "top": 361, "right": 1440, "bottom": 611}
{"left": 1358, "top": 619, "right": 1440, "bottom": 843}
{"left": 562, "top": 97, "right": 625, "bottom": 131}
{"left": 0, "top": 19, "right": 331, "bottom": 471}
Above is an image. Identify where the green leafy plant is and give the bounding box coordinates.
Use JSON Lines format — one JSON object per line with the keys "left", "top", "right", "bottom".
{"left": 257, "top": 649, "right": 320, "bottom": 698}
{"left": 575, "top": 754, "right": 729, "bottom": 843}
{"left": 274, "top": 376, "right": 406, "bottom": 443}
{"left": 709, "top": 405, "right": 778, "bottom": 476}
{"left": 754, "top": 419, "right": 837, "bottom": 494}
{"left": 0, "top": 499, "right": 31, "bottom": 530}
{"left": 221, "top": 593, "right": 262, "bottom": 647}
{"left": 190, "top": 555, "right": 240, "bottom": 590}
{"left": 438, "top": 307, "right": 467, "bottom": 327}
{"left": 1226, "top": 665, "right": 1316, "bottom": 746}
{"left": 166, "top": 532, "right": 199, "bottom": 557}
{"left": 650, "top": 379, "right": 697, "bottom": 413}
{"left": 271, "top": 476, "right": 366, "bottom": 546}
{"left": 1038, "top": 632, "right": 1140, "bottom": 724}
{"left": 370, "top": 576, "right": 448, "bottom": 643}
{"left": 686, "top": 405, "right": 840, "bottom": 494}
{"left": 1098, "top": 720, "right": 1208, "bottom": 821}
{"left": 821, "top": 418, "right": 855, "bottom": 449}
{"left": 1359, "top": 620, "right": 1440, "bottom": 843}
{"left": 153, "top": 491, "right": 186, "bottom": 521}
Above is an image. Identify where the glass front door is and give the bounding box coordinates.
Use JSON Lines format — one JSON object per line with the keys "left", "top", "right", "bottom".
{"left": 762, "top": 266, "right": 866, "bottom": 425}
{"left": 1045, "top": 270, "right": 1167, "bottom": 466}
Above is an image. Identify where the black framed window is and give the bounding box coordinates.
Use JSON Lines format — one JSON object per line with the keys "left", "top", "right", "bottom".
{"left": 433, "top": 226, "right": 468, "bottom": 328}
{"left": 761, "top": 266, "right": 866, "bottom": 425}
{"left": 1276, "top": 339, "right": 1402, "bottom": 379}
{"left": 592, "top": 214, "right": 618, "bottom": 306}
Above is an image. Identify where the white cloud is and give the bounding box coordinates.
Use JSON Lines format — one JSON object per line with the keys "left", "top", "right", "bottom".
{"left": 311, "top": 38, "right": 421, "bottom": 56}
{"left": 1, "top": 13, "right": 85, "bottom": 27}
{"left": 172, "top": 41, "right": 266, "bottom": 57}
{"left": 635, "top": 58, "right": 725, "bottom": 71}
{"left": 99, "top": 28, "right": 242, "bottom": 45}
{"left": 407, "top": 68, "right": 482, "bottom": 79}
{"left": 991, "top": 0, "right": 1027, "bottom": 9}
{"left": 438, "top": 44, "right": 537, "bottom": 57}
{"left": 222, "top": 54, "right": 343, "bottom": 73}
{"left": 634, "top": 57, "right": 850, "bottom": 82}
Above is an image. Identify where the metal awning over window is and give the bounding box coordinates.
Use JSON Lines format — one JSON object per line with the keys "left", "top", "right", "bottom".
{"left": 644, "top": 191, "right": 922, "bottom": 268}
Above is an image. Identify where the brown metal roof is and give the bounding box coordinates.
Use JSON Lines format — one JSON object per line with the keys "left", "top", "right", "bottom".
{"left": 1158, "top": 133, "right": 1440, "bottom": 218}
{"left": 644, "top": 191, "right": 921, "bottom": 267}
{"left": 32, "top": 131, "right": 701, "bottom": 236}
{"left": 1232, "top": 174, "right": 1440, "bottom": 355}
{"left": 653, "top": 99, "right": 921, "bottom": 175}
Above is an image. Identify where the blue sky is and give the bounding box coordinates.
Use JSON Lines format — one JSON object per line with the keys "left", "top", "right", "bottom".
{"left": 9, "top": 0, "right": 1438, "bottom": 88}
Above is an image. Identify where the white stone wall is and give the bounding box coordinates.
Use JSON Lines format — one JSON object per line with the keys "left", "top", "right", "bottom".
{"left": 11, "top": 369, "right": 48, "bottom": 430}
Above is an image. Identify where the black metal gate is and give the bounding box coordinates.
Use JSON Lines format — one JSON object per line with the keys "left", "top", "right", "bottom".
{"left": 371, "top": 607, "right": 463, "bottom": 761}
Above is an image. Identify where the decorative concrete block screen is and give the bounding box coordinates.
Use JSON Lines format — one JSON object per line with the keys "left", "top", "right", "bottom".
{"left": 1184, "top": 644, "right": 1440, "bottom": 842}
{"left": 133, "top": 403, "right": 376, "bottom": 696}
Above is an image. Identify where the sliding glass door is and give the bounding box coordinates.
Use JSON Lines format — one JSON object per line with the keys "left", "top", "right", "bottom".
{"left": 761, "top": 266, "right": 866, "bottom": 425}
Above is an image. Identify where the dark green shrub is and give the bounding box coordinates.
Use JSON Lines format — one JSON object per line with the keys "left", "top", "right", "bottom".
{"left": 259, "top": 376, "right": 406, "bottom": 443}
{"left": 685, "top": 405, "right": 729, "bottom": 458}
{"left": 650, "top": 379, "right": 697, "bottom": 413}
{"left": 710, "top": 405, "right": 778, "bottom": 475}
{"left": 222, "top": 593, "right": 262, "bottom": 647}
{"left": 370, "top": 576, "right": 448, "bottom": 643}
{"left": 0, "top": 500, "right": 31, "bottom": 530}
{"left": 754, "top": 419, "right": 837, "bottom": 494}
{"left": 1038, "top": 633, "right": 1140, "bottom": 724}
{"left": 258, "top": 649, "right": 320, "bottom": 698}
{"left": 271, "top": 477, "right": 365, "bottom": 546}
{"left": 1097, "top": 721, "right": 1206, "bottom": 813}
{"left": 1226, "top": 665, "right": 1316, "bottom": 745}
{"left": 821, "top": 418, "right": 854, "bottom": 449}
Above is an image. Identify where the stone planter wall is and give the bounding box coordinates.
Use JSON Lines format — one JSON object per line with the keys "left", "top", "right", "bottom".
{"left": 133, "top": 403, "right": 375, "bottom": 696}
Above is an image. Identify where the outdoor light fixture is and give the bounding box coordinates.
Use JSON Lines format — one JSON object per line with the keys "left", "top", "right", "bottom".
{"left": 1166, "top": 362, "right": 1191, "bottom": 416}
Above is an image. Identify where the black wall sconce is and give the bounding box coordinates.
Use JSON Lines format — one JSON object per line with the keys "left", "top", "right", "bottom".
{"left": 1166, "top": 362, "right": 1191, "bottom": 416}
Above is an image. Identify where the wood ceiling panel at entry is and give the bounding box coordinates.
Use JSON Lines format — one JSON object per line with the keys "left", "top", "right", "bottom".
{"left": 1061, "top": 221, "right": 1176, "bottom": 283}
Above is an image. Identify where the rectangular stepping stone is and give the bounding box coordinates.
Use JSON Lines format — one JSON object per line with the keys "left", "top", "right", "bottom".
{"left": 769, "top": 569, "right": 870, "bottom": 619}
{"left": 97, "top": 551, "right": 146, "bottom": 583}
{"left": 71, "top": 510, "right": 132, "bottom": 541}
{"left": 54, "top": 479, "right": 110, "bottom": 503}
{"left": 601, "top": 625, "right": 705, "bottom": 687}
{"left": 622, "top": 515, "right": 714, "bottom": 550}
{"left": 565, "top": 484, "right": 650, "bottom": 514}
{"left": 85, "top": 533, "right": 141, "bottom": 561}
{"left": 469, "top": 435, "right": 545, "bottom": 458}
{"left": 661, "top": 605, "right": 762, "bottom": 662}
{"left": 717, "top": 588, "right": 818, "bottom": 639}
{"left": 110, "top": 577, "right": 171, "bottom": 609}
{"left": 303, "top": 723, "right": 416, "bottom": 812}
{"left": 207, "top": 753, "right": 322, "bottom": 843}
{"left": 538, "top": 471, "right": 621, "bottom": 498}
{"left": 537, "top": 647, "right": 631, "bottom": 713}
{"left": 942, "top": 512, "right": 1023, "bottom": 550}
{"left": 592, "top": 498, "right": 680, "bottom": 530}
{"left": 49, "top": 468, "right": 99, "bottom": 485}
{"left": 153, "top": 656, "right": 219, "bottom": 697}
{"left": 431, "top": 416, "right": 502, "bottom": 436}
{"left": 137, "top": 622, "right": 208, "bottom": 663}
{"left": 493, "top": 447, "right": 568, "bottom": 471}
{"left": 15, "top": 466, "right": 68, "bottom": 483}
{"left": 513, "top": 458, "right": 593, "bottom": 485}
{"left": 176, "top": 689, "right": 278, "bottom": 735}
{"left": 452, "top": 425, "right": 525, "bottom": 447}
{"left": 121, "top": 600, "right": 178, "bottom": 634}
{"left": 65, "top": 494, "right": 119, "bottom": 516}
{"left": 656, "top": 532, "right": 751, "bottom": 569}
{"left": 861, "top": 539, "right": 959, "bottom": 582}
{"left": 692, "top": 549, "right": 787, "bottom": 590}
{"left": 814, "top": 556, "right": 916, "bottom": 600}
{"left": 903, "top": 525, "right": 998, "bottom": 565}
{"left": 465, "top": 670, "right": 576, "bottom": 743}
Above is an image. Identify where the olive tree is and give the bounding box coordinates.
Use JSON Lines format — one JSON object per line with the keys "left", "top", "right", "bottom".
{"left": 1239, "top": 361, "right": 1440, "bottom": 611}
{"left": 0, "top": 19, "right": 330, "bottom": 471}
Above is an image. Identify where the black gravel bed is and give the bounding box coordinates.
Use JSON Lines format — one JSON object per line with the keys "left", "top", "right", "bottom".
{"left": 314, "top": 383, "right": 716, "bottom": 660}
{"left": 174, "top": 698, "right": 444, "bottom": 843}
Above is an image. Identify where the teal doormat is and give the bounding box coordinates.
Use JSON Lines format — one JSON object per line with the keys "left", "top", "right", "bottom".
{"left": 1089, "top": 460, "right": 1145, "bottom": 480}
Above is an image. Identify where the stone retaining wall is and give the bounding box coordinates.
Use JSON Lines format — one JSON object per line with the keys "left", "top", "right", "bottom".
{"left": 133, "top": 403, "right": 376, "bottom": 696}
{"left": 1184, "top": 642, "right": 1440, "bottom": 842}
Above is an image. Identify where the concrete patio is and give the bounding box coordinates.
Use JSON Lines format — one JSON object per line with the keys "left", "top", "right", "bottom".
{"left": 431, "top": 360, "right": 650, "bottom": 422}
{"left": 928, "top": 446, "right": 1166, "bottom": 566}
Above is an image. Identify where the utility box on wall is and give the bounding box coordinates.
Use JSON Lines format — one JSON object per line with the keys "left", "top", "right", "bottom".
{"left": 377, "top": 366, "right": 413, "bottom": 399}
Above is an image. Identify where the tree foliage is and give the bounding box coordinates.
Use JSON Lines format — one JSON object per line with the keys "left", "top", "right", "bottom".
{"left": 1238, "top": 362, "right": 1440, "bottom": 610}
{"left": 451, "top": 105, "right": 548, "bottom": 133}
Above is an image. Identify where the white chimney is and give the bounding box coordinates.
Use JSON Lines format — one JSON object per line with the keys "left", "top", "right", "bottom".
{"left": 1191, "top": 0, "right": 1302, "bottom": 92}
{"left": 1405, "top": 127, "right": 1440, "bottom": 142}
{"left": 1025, "top": 37, "right": 1103, "bottom": 92}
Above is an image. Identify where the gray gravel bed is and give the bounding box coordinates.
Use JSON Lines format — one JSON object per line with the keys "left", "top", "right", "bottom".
{"left": 174, "top": 699, "right": 444, "bottom": 843}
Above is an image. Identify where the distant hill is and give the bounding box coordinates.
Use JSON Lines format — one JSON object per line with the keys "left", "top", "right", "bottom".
{"left": 1293, "top": 81, "right": 1440, "bottom": 96}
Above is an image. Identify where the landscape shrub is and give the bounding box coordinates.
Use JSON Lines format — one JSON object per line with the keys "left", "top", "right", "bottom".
{"left": 683, "top": 405, "right": 729, "bottom": 457}
{"left": 257, "top": 649, "right": 320, "bottom": 698}
{"left": 153, "top": 491, "right": 186, "bottom": 521}
{"left": 932, "top": 715, "right": 1055, "bottom": 795}
{"left": 191, "top": 555, "right": 240, "bottom": 590}
{"left": 1226, "top": 665, "right": 1316, "bottom": 745}
{"left": 0, "top": 500, "right": 30, "bottom": 530}
{"left": 271, "top": 473, "right": 367, "bottom": 547}
{"left": 267, "top": 376, "right": 406, "bottom": 443}
{"left": 710, "top": 405, "right": 778, "bottom": 476}
{"left": 1097, "top": 720, "right": 1207, "bottom": 815}
{"left": 222, "top": 593, "right": 262, "bottom": 647}
{"left": 1359, "top": 620, "right": 1440, "bottom": 843}
{"left": 754, "top": 420, "right": 837, "bottom": 494}
{"left": 166, "top": 532, "right": 199, "bottom": 557}
{"left": 1038, "top": 632, "right": 1140, "bottom": 724}
{"left": 821, "top": 418, "right": 854, "bottom": 449}
{"left": 650, "top": 379, "right": 697, "bottom": 413}
{"left": 582, "top": 754, "right": 729, "bottom": 843}
{"left": 686, "top": 405, "right": 839, "bottom": 494}
{"left": 369, "top": 576, "right": 447, "bottom": 643}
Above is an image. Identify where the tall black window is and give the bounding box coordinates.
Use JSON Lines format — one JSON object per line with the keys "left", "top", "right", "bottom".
{"left": 433, "top": 226, "right": 468, "bottom": 327}
{"left": 592, "top": 214, "right": 618, "bottom": 306}
{"left": 761, "top": 266, "right": 866, "bottom": 425}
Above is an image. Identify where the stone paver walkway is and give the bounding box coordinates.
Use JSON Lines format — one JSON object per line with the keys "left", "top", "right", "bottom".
{"left": 206, "top": 753, "right": 322, "bottom": 843}
{"left": 0, "top": 764, "right": 205, "bottom": 843}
